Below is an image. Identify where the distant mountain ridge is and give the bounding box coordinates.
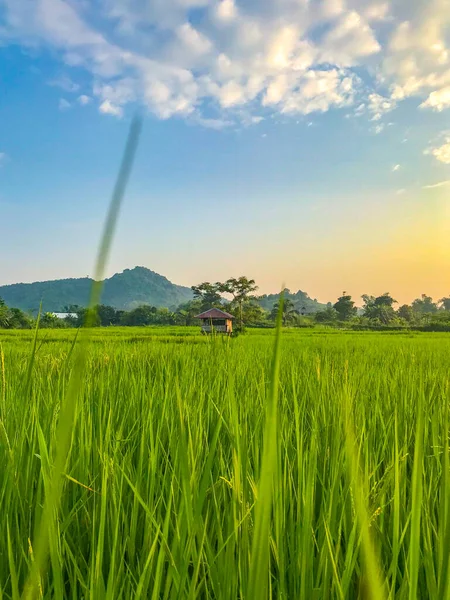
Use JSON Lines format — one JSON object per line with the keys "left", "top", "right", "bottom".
{"left": 0, "top": 267, "right": 194, "bottom": 313}
{"left": 0, "top": 267, "right": 328, "bottom": 314}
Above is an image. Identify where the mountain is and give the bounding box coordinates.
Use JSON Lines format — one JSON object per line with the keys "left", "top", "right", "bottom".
{"left": 0, "top": 267, "right": 194, "bottom": 313}
{"left": 257, "top": 289, "right": 327, "bottom": 314}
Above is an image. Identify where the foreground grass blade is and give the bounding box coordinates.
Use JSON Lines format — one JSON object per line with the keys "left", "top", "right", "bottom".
{"left": 22, "top": 115, "right": 142, "bottom": 599}
{"left": 408, "top": 387, "right": 424, "bottom": 600}
{"left": 247, "top": 291, "right": 284, "bottom": 599}
{"left": 86, "top": 115, "right": 143, "bottom": 322}
{"left": 342, "top": 383, "right": 386, "bottom": 600}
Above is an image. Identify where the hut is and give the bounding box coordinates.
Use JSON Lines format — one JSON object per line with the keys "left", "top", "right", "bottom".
{"left": 195, "top": 308, "right": 234, "bottom": 334}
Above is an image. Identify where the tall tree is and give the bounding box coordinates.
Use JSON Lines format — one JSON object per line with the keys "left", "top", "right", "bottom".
{"left": 438, "top": 296, "right": 450, "bottom": 311}
{"left": 0, "top": 297, "right": 10, "bottom": 328}
{"left": 217, "top": 277, "right": 258, "bottom": 330}
{"left": 241, "top": 301, "right": 265, "bottom": 326}
{"left": 362, "top": 293, "right": 397, "bottom": 324}
{"left": 412, "top": 294, "right": 438, "bottom": 315}
{"left": 333, "top": 292, "right": 357, "bottom": 321}
{"left": 96, "top": 305, "right": 120, "bottom": 326}
{"left": 398, "top": 304, "right": 414, "bottom": 323}
{"left": 9, "top": 307, "right": 32, "bottom": 329}
{"left": 191, "top": 283, "right": 223, "bottom": 312}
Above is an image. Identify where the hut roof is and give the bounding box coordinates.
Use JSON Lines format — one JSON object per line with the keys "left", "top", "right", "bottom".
{"left": 195, "top": 308, "right": 235, "bottom": 320}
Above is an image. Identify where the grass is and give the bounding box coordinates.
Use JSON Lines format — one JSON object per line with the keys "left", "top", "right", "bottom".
{"left": 0, "top": 326, "right": 449, "bottom": 598}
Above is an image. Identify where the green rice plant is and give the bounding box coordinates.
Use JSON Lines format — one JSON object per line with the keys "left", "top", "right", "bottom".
{"left": 0, "top": 309, "right": 449, "bottom": 598}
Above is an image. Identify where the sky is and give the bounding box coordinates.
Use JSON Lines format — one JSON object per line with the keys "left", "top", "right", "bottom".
{"left": 0, "top": 0, "right": 449, "bottom": 305}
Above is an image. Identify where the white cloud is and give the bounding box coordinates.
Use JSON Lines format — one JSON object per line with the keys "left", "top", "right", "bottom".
{"left": 277, "top": 70, "right": 358, "bottom": 115}
{"left": 367, "top": 93, "right": 396, "bottom": 120}
{"left": 382, "top": 0, "right": 450, "bottom": 102}
{"left": 321, "top": 0, "right": 346, "bottom": 19}
{"left": 423, "top": 180, "right": 450, "bottom": 189}
{"left": 0, "top": 0, "right": 449, "bottom": 127}
{"left": 420, "top": 86, "right": 450, "bottom": 112}
{"left": 58, "top": 98, "right": 71, "bottom": 110}
{"left": 364, "top": 3, "right": 390, "bottom": 22}
{"left": 320, "top": 11, "right": 381, "bottom": 66}
{"left": 99, "top": 100, "right": 123, "bottom": 116}
{"left": 176, "top": 22, "right": 212, "bottom": 56}
{"left": 48, "top": 75, "right": 80, "bottom": 92}
{"left": 0, "top": 152, "right": 8, "bottom": 165}
{"left": 266, "top": 26, "right": 302, "bottom": 70}
{"left": 217, "top": 80, "right": 246, "bottom": 107}
{"left": 77, "top": 94, "right": 91, "bottom": 105}
{"left": 216, "top": 0, "right": 237, "bottom": 22}
{"left": 192, "top": 115, "right": 233, "bottom": 129}
{"left": 392, "top": 164, "right": 401, "bottom": 172}
{"left": 426, "top": 138, "right": 450, "bottom": 164}
{"left": 396, "top": 188, "right": 406, "bottom": 195}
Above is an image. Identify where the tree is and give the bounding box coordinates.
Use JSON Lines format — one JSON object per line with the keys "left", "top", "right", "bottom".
{"left": 175, "top": 299, "right": 204, "bottom": 325}
{"left": 397, "top": 304, "right": 414, "bottom": 323}
{"left": 271, "top": 298, "right": 298, "bottom": 326}
{"left": 439, "top": 297, "right": 450, "bottom": 311}
{"left": 63, "top": 304, "right": 84, "bottom": 313}
{"left": 191, "top": 283, "right": 223, "bottom": 312}
{"left": 315, "top": 307, "right": 339, "bottom": 323}
{"left": 9, "top": 307, "right": 32, "bottom": 329}
{"left": 333, "top": 292, "right": 357, "bottom": 321}
{"left": 40, "top": 313, "right": 67, "bottom": 328}
{"left": 121, "top": 305, "right": 158, "bottom": 326}
{"left": 412, "top": 294, "right": 438, "bottom": 315}
{"left": 241, "top": 301, "right": 266, "bottom": 326}
{"left": 0, "top": 297, "right": 10, "bottom": 328}
{"left": 155, "top": 307, "right": 176, "bottom": 325}
{"left": 362, "top": 293, "right": 397, "bottom": 324}
{"left": 96, "top": 305, "right": 120, "bottom": 326}
{"left": 217, "top": 277, "right": 258, "bottom": 331}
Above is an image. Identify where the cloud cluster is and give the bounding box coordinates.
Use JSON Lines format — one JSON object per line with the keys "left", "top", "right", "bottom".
{"left": 425, "top": 136, "right": 450, "bottom": 164}
{"left": 0, "top": 0, "right": 449, "bottom": 128}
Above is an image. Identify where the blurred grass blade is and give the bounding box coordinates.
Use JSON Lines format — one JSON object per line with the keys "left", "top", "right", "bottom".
{"left": 22, "top": 115, "right": 142, "bottom": 599}
{"left": 86, "top": 115, "right": 143, "bottom": 324}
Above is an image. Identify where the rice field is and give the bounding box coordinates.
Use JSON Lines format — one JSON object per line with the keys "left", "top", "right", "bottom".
{"left": 0, "top": 327, "right": 449, "bottom": 599}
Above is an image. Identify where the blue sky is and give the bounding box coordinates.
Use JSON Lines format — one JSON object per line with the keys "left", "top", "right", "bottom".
{"left": 0, "top": 0, "right": 449, "bottom": 304}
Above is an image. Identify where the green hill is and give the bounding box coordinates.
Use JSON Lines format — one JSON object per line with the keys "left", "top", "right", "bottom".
{"left": 0, "top": 267, "right": 194, "bottom": 313}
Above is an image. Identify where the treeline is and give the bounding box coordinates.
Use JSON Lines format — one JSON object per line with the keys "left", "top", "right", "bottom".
{"left": 314, "top": 292, "right": 450, "bottom": 330}
{"left": 1, "top": 283, "right": 450, "bottom": 331}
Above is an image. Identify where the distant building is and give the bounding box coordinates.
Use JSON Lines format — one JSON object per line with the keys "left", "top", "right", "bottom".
{"left": 195, "top": 308, "right": 234, "bottom": 334}
{"left": 52, "top": 312, "right": 78, "bottom": 320}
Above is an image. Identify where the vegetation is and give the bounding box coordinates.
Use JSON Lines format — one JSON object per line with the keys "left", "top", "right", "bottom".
{"left": 333, "top": 292, "right": 358, "bottom": 321}
{"left": 2, "top": 287, "right": 450, "bottom": 332}
{"left": 0, "top": 266, "right": 193, "bottom": 313}
{"left": 270, "top": 297, "right": 299, "bottom": 325}
{"left": 0, "top": 326, "right": 448, "bottom": 598}
{"left": 216, "top": 277, "right": 259, "bottom": 331}
{"left": 258, "top": 287, "right": 327, "bottom": 313}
